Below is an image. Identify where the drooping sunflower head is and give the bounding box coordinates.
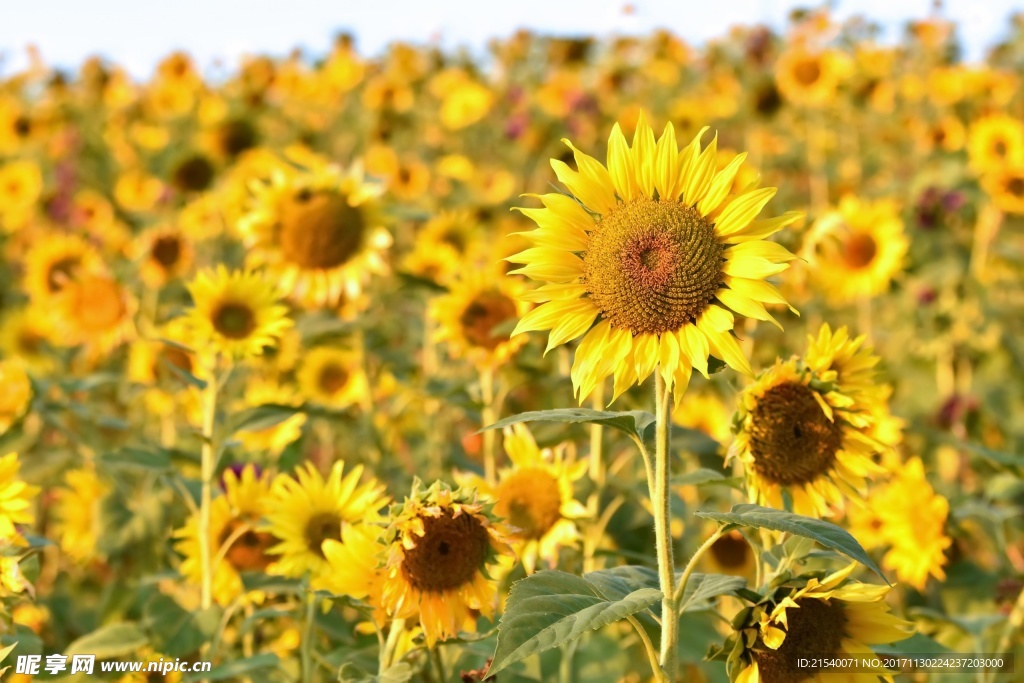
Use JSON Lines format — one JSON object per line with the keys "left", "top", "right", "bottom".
{"left": 264, "top": 461, "right": 388, "bottom": 579}
{"left": 728, "top": 358, "right": 884, "bottom": 517}
{"left": 184, "top": 266, "right": 292, "bottom": 359}
{"left": 431, "top": 273, "right": 531, "bottom": 369}
{"left": 381, "top": 480, "right": 512, "bottom": 645}
{"left": 296, "top": 346, "right": 367, "bottom": 409}
{"left": 510, "top": 115, "right": 800, "bottom": 404}
{"left": 804, "top": 195, "right": 907, "bottom": 304}
{"left": 238, "top": 147, "right": 392, "bottom": 308}
{"left": 728, "top": 563, "right": 912, "bottom": 683}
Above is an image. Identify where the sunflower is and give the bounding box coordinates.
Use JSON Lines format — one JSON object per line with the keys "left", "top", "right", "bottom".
{"left": 804, "top": 324, "right": 879, "bottom": 406}
{"left": 0, "top": 160, "right": 43, "bottom": 230}
{"left": 234, "top": 379, "right": 307, "bottom": 456}
{"left": 730, "top": 563, "right": 912, "bottom": 683}
{"left": 0, "top": 361, "right": 32, "bottom": 435}
{"left": 418, "top": 210, "right": 479, "bottom": 260}
{"left": 982, "top": 165, "right": 1024, "bottom": 214}
{"left": 728, "top": 358, "right": 884, "bottom": 517}
{"left": 184, "top": 266, "right": 292, "bottom": 359}
{"left": 264, "top": 461, "right": 388, "bottom": 579}
{"left": 967, "top": 114, "right": 1024, "bottom": 173}
{"left": 510, "top": 116, "right": 799, "bottom": 404}
{"left": 775, "top": 48, "right": 843, "bottom": 107}
{"left": 238, "top": 147, "right": 392, "bottom": 307}
{"left": 847, "top": 458, "right": 950, "bottom": 590}
{"left": 400, "top": 239, "right": 461, "bottom": 287}
{"left": 51, "top": 468, "right": 108, "bottom": 564}
{"left": 314, "top": 523, "right": 389, "bottom": 624}
{"left": 174, "top": 464, "right": 275, "bottom": 606}
{"left": 805, "top": 196, "right": 907, "bottom": 304}
{"left": 432, "top": 273, "right": 531, "bottom": 369}
{"left": 22, "top": 233, "right": 101, "bottom": 305}
{"left": 0, "top": 309, "right": 54, "bottom": 374}
{"left": 114, "top": 169, "right": 165, "bottom": 213}
{"left": 55, "top": 273, "right": 137, "bottom": 359}
{"left": 459, "top": 424, "right": 587, "bottom": 573}
{"left": 296, "top": 347, "right": 367, "bottom": 409}
{"left": 0, "top": 453, "right": 38, "bottom": 545}
{"left": 703, "top": 527, "right": 757, "bottom": 578}
{"left": 380, "top": 480, "right": 512, "bottom": 646}
{"left": 136, "top": 225, "right": 195, "bottom": 287}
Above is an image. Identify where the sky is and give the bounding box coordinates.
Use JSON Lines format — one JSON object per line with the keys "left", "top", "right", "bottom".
{"left": 0, "top": 0, "right": 1018, "bottom": 78}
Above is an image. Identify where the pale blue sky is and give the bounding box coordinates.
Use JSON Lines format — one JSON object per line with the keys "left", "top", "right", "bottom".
{"left": 0, "top": 0, "right": 1016, "bottom": 78}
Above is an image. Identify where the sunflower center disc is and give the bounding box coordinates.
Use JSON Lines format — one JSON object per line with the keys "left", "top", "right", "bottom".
{"left": 212, "top": 302, "right": 257, "bottom": 340}
{"left": 220, "top": 518, "right": 275, "bottom": 571}
{"left": 400, "top": 510, "right": 491, "bottom": 593}
{"left": 279, "top": 189, "right": 366, "bottom": 270}
{"left": 318, "top": 363, "right": 350, "bottom": 395}
{"left": 748, "top": 381, "right": 843, "bottom": 486}
{"left": 583, "top": 197, "right": 723, "bottom": 335}
{"left": 458, "top": 291, "right": 518, "bottom": 349}
{"left": 151, "top": 235, "right": 183, "bottom": 268}
{"left": 1006, "top": 175, "right": 1024, "bottom": 197}
{"left": 753, "top": 598, "right": 847, "bottom": 683}
{"left": 495, "top": 468, "right": 563, "bottom": 540}
{"left": 709, "top": 531, "right": 750, "bottom": 570}
{"left": 794, "top": 58, "right": 822, "bottom": 86}
{"left": 842, "top": 232, "right": 878, "bottom": 269}
{"left": 303, "top": 512, "right": 342, "bottom": 559}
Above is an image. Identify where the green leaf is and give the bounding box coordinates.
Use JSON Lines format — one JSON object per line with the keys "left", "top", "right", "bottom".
{"left": 489, "top": 570, "right": 662, "bottom": 677}
{"left": 183, "top": 653, "right": 280, "bottom": 682}
{"left": 695, "top": 504, "right": 888, "bottom": 583}
{"left": 229, "top": 403, "right": 305, "bottom": 434}
{"left": 65, "top": 622, "right": 148, "bottom": 659}
{"left": 678, "top": 574, "right": 747, "bottom": 613}
{"left": 338, "top": 661, "right": 415, "bottom": 683}
{"left": 672, "top": 468, "right": 741, "bottom": 489}
{"left": 240, "top": 572, "right": 303, "bottom": 595}
{"left": 101, "top": 447, "right": 172, "bottom": 472}
{"left": 143, "top": 594, "right": 220, "bottom": 657}
{"left": 583, "top": 565, "right": 658, "bottom": 601}
{"left": 162, "top": 357, "right": 208, "bottom": 390}
{"left": 481, "top": 409, "right": 655, "bottom": 442}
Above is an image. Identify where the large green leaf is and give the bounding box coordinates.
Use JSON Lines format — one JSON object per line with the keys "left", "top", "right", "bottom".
{"left": 678, "top": 573, "right": 747, "bottom": 613}
{"left": 489, "top": 570, "right": 662, "bottom": 677}
{"left": 695, "top": 504, "right": 888, "bottom": 582}
{"left": 583, "top": 565, "right": 659, "bottom": 601}
{"left": 672, "top": 468, "right": 741, "bottom": 489}
{"left": 481, "top": 409, "right": 655, "bottom": 442}
{"left": 64, "top": 622, "right": 148, "bottom": 659}
{"left": 183, "top": 653, "right": 280, "bottom": 682}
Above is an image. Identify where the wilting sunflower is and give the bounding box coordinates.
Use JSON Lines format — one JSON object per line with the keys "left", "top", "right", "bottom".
{"left": 381, "top": 480, "right": 512, "bottom": 645}
{"left": 728, "top": 358, "right": 884, "bottom": 517}
{"left": 805, "top": 196, "right": 907, "bottom": 304}
{"left": 174, "top": 464, "right": 275, "bottom": 606}
{"left": 296, "top": 347, "right": 367, "bottom": 409}
{"left": 510, "top": 116, "right": 799, "bottom": 404}
{"left": 982, "top": 165, "right": 1024, "bottom": 214}
{"left": 775, "top": 48, "right": 844, "bottom": 107}
{"left": 238, "top": 147, "right": 392, "bottom": 307}
{"left": 136, "top": 225, "right": 195, "bottom": 287}
{"left": 22, "top": 233, "right": 101, "bottom": 305}
{"left": 51, "top": 467, "right": 108, "bottom": 564}
{"left": 184, "top": 266, "right": 292, "bottom": 359}
{"left": 967, "top": 114, "right": 1024, "bottom": 173}
{"left": 0, "top": 360, "right": 32, "bottom": 435}
{"left": 730, "top": 563, "right": 912, "bottom": 683}
{"left": 264, "top": 462, "right": 388, "bottom": 579}
{"left": 55, "top": 274, "right": 137, "bottom": 359}
{"left": 431, "top": 273, "right": 531, "bottom": 369}
{"left": 847, "top": 458, "right": 950, "bottom": 590}
{"left": 0, "top": 453, "right": 38, "bottom": 544}
{"left": 459, "top": 424, "right": 587, "bottom": 573}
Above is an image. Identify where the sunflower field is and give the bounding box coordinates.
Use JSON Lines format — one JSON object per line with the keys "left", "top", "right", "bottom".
{"left": 1, "top": 7, "right": 1023, "bottom": 683}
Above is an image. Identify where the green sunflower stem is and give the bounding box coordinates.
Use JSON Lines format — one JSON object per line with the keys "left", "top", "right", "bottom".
{"left": 588, "top": 380, "right": 606, "bottom": 487}
{"left": 301, "top": 589, "right": 317, "bottom": 683}
{"left": 673, "top": 527, "right": 727, "bottom": 605}
{"left": 653, "top": 372, "right": 678, "bottom": 680}
{"left": 380, "top": 617, "right": 406, "bottom": 672}
{"left": 198, "top": 358, "right": 221, "bottom": 612}
{"left": 480, "top": 366, "right": 497, "bottom": 484}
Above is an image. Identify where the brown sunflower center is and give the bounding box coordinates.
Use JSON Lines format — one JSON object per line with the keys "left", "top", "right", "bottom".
{"left": 400, "top": 509, "right": 491, "bottom": 593}
{"left": 709, "top": 531, "right": 750, "bottom": 570}
{"left": 171, "top": 154, "right": 215, "bottom": 193}
{"left": 151, "top": 235, "right": 183, "bottom": 268}
{"left": 583, "top": 197, "right": 723, "bottom": 335}
{"left": 216, "top": 118, "right": 258, "bottom": 158}
{"left": 748, "top": 381, "right": 843, "bottom": 487}
{"left": 219, "top": 518, "right": 275, "bottom": 572}
{"left": 71, "top": 277, "right": 127, "bottom": 332}
{"left": 793, "top": 58, "right": 822, "bottom": 86}
{"left": 842, "top": 232, "right": 878, "bottom": 269}
{"left": 1005, "top": 175, "right": 1024, "bottom": 197}
{"left": 495, "top": 468, "right": 563, "bottom": 540}
{"left": 752, "top": 598, "right": 848, "bottom": 683}
{"left": 993, "top": 139, "right": 1008, "bottom": 157}
{"left": 278, "top": 189, "right": 366, "bottom": 270}
{"left": 458, "top": 291, "right": 518, "bottom": 350}
{"left": 304, "top": 512, "right": 342, "bottom": 559}
{"left": 317, "top": 362, "right": 350, "bottom": 395}
{"left": 46, "top": 256, "right": 82, "bottom": 293}
{"left": 212, "top": 302, "right": 256, "bottom": 339}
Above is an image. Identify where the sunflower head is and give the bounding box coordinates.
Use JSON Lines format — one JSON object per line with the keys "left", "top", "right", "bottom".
{"left": 509, "top": 115, "right": 799, "bottom": 404}
{"left": 431, "top": 273, "right": 530, "bottom": 369}
{"left": 381, "top": 480, "right": 512, "bottom": 645}
{"left": 726, "top": 563, "right": 912, "bottom": 683}
{"left": 184, "top": 266, "right": 292, "bottom": 359}
{"left": 52, "top": 467, "right": 108, "bottom": 564}
{"left": 137, "top": 226, "right": 194, "bottom": 287}
{"left": 0, "top": 452, "right": 38, "bottom": 544}
{"left": 296, "top": 346, "right": 367, "bottom": 409}
{"left": 0, "top": 360, "right": 32, "bottom": 434}
{"left": 982, "top": 165, "right": 1024, "bottom": 214}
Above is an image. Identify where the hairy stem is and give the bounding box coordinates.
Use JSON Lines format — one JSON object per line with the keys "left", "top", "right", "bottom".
{"left": 653, "top": 373, "right": 677, "bottom": 678}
